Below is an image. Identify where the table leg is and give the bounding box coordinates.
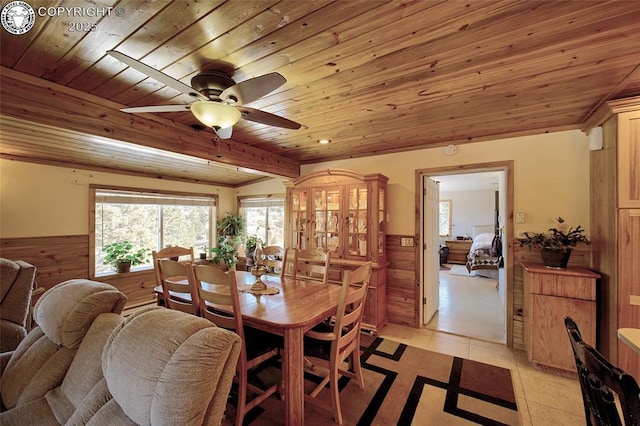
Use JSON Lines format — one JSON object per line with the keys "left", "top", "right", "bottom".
{"left": 283, "top": 327, "right": 304, "bottom": 425}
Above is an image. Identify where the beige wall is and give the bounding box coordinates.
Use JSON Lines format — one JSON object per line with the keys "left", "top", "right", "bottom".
{"left": 0, "top": 160, "right": 235, "bottom": 238}
{"left": 238, "top": 129, "right": 591, "bottom": 236}
{"left": 2, "top": 129, "right": 591, "bottom": 238}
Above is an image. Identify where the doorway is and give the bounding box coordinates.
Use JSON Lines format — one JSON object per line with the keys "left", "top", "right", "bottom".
{"left": 416, "top": 161, "right": 514, "bottom": 346}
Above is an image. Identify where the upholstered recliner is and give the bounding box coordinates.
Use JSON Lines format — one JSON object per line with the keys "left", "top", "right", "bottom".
{"left": 0, "top": 279, "right": 127, "bottom": 409}
{"left": 0, "top": 307, "right": 242, "bottom": 425}
{"left": 0, "top": 258, "right": 37, "bottom": 352}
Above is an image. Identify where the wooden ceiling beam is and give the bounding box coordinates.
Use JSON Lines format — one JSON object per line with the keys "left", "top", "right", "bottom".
{"left": 0, "top": 67, "right": 300, "bottom": 178}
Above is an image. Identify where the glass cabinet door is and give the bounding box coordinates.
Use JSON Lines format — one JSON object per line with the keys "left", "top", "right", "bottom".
{"left": 311, "top": 187, "right": 341, "bottom": 256}
{"left": 290, "top": 189, "right": 308, "bottom": 249}
{"left": 347, "top": 185, "right": 368, "bottom": 258}
{"left": 378, "top": 187, "right": 386, "bottom": 254}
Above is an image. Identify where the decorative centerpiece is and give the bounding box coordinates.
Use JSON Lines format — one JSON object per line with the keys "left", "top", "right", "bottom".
{"left": 250, "top": 265, "right": 268, "bottom": 291}
{"left": 520, "top": 217, "right": 590, "bottom": 269}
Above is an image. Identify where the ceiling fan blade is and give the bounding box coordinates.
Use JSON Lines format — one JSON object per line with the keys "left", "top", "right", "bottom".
{"left": 220, "top": 73, "right": 286, "bottom": 105}
{"left": 238, "top": 107, "right": 302, "bottom": 130}
{"left": 121, "top": 105, "right": 191, "bottom": 113}
{"left": 107, "top": 50, "right": 207, "bottom": 101}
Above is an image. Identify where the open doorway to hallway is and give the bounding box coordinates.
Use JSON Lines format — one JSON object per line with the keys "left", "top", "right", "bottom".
{"left": 418, "top": 163, "right": 514, "bottom": 346}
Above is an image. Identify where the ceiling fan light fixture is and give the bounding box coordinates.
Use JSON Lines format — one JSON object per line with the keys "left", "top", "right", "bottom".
{"left": 191, "top": 101, "right": 241, "bottom": 129}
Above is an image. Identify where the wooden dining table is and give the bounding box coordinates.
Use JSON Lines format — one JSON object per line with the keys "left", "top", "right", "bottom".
{"left": 232, "top": 272, "right": 343, "bottom": 424}
{"left": 156, "top": 270, "right": 343, "bottom": 424}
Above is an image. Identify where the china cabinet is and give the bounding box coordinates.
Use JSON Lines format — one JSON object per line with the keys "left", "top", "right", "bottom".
{"left": 285, "top": 169, "right": 388, "bottom": 333}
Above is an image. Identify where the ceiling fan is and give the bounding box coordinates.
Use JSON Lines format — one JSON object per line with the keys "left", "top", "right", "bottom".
{"left": 107, "top": 50, "right": 301, "bottom": 139}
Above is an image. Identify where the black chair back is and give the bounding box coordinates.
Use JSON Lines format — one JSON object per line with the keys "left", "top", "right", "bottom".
{"left": 564, "top": 317, "right": 640, "bottom": 426}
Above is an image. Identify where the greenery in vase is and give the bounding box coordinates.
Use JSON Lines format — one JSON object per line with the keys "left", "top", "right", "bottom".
{"left": 245, "top": 235, "right": 264, "bottom": 256}
{"left": 519, "top": 217, "right": 590, "bottom": 252}
{"left": 211, "top": 241, "right": 237, "bottom": 268}
{"left": 103, "top": 241, "right": 150, "bottom": 268}
{"left": 217, "top": 212, "right": 245, "bottom": 238}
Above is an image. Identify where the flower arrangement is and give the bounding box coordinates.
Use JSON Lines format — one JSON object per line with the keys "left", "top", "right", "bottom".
{"left": 520, "top": 217, "right": 590, "bottom": 252}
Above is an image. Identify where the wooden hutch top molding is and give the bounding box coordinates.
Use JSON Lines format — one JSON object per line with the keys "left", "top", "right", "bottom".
{"left": 582, "top": 95, "right": 640, "bottom": 133}
{"left": 286, "top": 169, "right": 389, "bottom": 187}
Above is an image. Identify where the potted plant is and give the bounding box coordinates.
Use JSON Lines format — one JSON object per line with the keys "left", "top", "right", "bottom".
{"left": 210, "top": 240, "right": 238, "bottom": 270}
{"left": 245, "top": 235, "right": 263, "bottom": 268}
{"left": 199, "top": 245, "right": 208, "bottom": 260}
{"left": 520, "top": 217, "right": 590, "bottom": 268}
{"left": 103, "top": 241, "right": 150, "bottom": 273}
{"left": 217, "top": 212, "right": 245, "bottom": 243}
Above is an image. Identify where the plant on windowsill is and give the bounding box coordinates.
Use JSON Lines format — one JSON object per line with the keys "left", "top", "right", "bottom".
{"left": 199, "top": 245, "right": 208, "bottom": 260}
{"left": 103, "top": 241, "right": 150, "bottom": 273}
{"left": 519, "top": 217, "right": 590, "bottom": 269}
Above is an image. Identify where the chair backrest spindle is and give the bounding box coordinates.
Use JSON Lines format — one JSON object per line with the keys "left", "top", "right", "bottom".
{"left": 294, "top": 248, "right": 331, "bottom": 284}
{"left": 564, "top": 317, "right": 640, "bottom": 426}
{"left": 156, "top": 259, "right": 200, "bottom": 315}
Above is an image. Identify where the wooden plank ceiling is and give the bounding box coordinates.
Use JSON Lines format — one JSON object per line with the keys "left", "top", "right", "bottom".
{"left": 1, "top": 0, "right": 640, "bottom": 186}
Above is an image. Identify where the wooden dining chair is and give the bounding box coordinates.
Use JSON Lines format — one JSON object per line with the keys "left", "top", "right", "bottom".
{"left": 564, "top": 317, "right": 640, "bottom": 426}
{"left": 190, "top": 264, "right": 281, "bottom": 426}
{"left": 156, "top": 259, "right": 200, "bottom": 315}
{"left": 294, "top": 248, "right": 331, "bottom": 284}
{"left": 257, "top": 245, "right": 285, "bottom": 275}
{"left": 303, "top": 262, "right": 373, "bottom": 425}
{"left": 152, "top": 246, "right": 195, "bottom": 285}
{"left": 280, "top": 247, "right": 298, "bottom": 280}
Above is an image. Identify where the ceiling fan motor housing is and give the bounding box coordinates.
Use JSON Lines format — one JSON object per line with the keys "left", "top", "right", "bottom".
{"left": 190, "top": 71, "right": 236, "bottom": 101}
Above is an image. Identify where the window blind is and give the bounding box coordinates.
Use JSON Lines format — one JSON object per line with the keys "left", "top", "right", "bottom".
{"left": 96, "top": 189, "right": 216, "bottom": 206}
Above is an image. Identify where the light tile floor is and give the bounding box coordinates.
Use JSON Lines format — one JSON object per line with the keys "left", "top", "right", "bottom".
{"left": 427, "top": 266, "right": 506, "bottom": 343}
{"left": 379, "top": 323, "right": 586, "bottom": 425}
{"left": 395, "top": 265, "right": 585, "bottom": 424}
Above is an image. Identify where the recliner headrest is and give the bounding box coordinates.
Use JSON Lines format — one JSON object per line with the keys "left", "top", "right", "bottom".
{"left": 101, "top": 307, "right": 241, "bottom": 425}
{"left": 34, "top": 279, "right": 127, "bottom": 348}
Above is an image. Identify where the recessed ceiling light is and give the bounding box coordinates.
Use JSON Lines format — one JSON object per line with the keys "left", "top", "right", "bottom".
{"left": 318, "top": 139, "right": 331, "bottom": 144}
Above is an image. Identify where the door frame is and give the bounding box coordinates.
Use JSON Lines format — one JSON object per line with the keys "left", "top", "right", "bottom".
{"left": 414, "top": 160, "right": 515, "bottom": 347}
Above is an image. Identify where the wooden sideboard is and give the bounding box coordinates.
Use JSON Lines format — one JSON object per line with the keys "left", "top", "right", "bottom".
{"left": 445, "top": 240, "right": 472, "bottom": 264}
{"left": 522, "top": 262, "right": 599, "bottom": 375}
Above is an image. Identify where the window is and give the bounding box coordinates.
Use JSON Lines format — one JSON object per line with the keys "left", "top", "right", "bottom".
{"left": 239, "top": 195, "right": 285, "bottom": 249}
{"left": 91, "top": 186, "right": 216, "bottom": 275}
{"left": 439, "top": 200, "right": 452, "bottom": 237}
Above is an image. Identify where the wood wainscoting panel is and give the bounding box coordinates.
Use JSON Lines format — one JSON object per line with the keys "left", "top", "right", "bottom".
{"left": 0, "top": 234, "right": 157, "bottom": 307}
{"left": 97, "top": 269, "right": 158, "bottom": 309}
{"left": 0, "top": 235, "right": 89, "bottom": 290}
{"left": 386, "top": 235, "right": 418, "bottom": 327}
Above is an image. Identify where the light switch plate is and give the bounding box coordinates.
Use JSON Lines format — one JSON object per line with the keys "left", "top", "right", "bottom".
{"left": 400, "top": 237, "right": 414, "bottom": 247}
{"left": 515, "top": 212, "right": 526, "bottom": 224}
